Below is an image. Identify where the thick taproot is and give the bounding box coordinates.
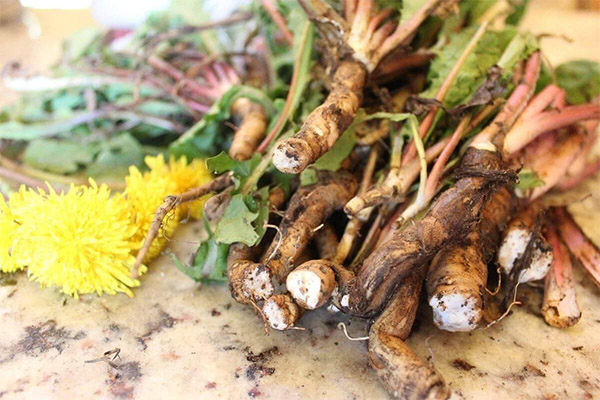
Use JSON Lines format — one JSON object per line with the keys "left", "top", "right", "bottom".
{"left": 272, "top": 60, "right": 367, "bottom": 173}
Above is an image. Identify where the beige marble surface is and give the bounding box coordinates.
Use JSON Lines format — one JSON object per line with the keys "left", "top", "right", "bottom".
{"left": 1, "top": 2, "right": 600, "bottom": 400}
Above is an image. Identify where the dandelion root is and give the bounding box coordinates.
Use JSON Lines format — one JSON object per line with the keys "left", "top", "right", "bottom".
{"left": 263, "top": 293, "right": 302, "bottom": 330}
{"left": 427, "top": 187, "right": 514, "bottom": 332}
{"left": 368, "top": 271, "right": 450, "bottom": 400}
{"left": 229, "top": 98, "right": 268, "bottom": 161}
{"left": 228, "top": 243, "right": 274, "bottom": 305}
{"left": 272, "top": 60, "right": 367, "bottom": 173}
{"left": 287, "top": 259, "right": 338, "bottom": 310}
{"left": 262, "top": 170, "right": 358, "bottom": 282}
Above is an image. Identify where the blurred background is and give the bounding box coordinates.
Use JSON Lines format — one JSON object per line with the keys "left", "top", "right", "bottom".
{"left": 0, "top": 0, "right": 599, "bottom": 107}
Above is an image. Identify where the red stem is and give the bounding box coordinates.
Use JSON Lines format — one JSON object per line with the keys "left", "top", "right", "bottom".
{"left": 552, "top": 207, "right": 600, "bottom": 287}
{"left": 471, "top": 52, "right": 542, "bottom": 148}
{"left": 545, "top": 223, "right": 569, "bottom": 287}
{"left": 424, "top": 116, "right": 470, "bottom": 198}
{"left": 556, "top": 159, "right": 600, "bottom": 191}
{"left": 261, "top": 0, "right": 294, "bottom": 46}
{"left": 505, "top": 103, "right": 600, "bottom": 154}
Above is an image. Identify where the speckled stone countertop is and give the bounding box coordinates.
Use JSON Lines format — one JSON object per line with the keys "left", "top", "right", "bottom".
{"left": 1, "top": 3, "right": 600, "bottom": 400}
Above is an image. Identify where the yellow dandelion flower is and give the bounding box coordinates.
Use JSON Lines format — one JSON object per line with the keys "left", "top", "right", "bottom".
{"left": 11, "top": 181, "right": 143, "bottom": 298}
{"left": 144, "top": 154, "right": 213, "bottom": 219}
{"left": 125, "top": 166, "right": 180, "bottom": 263}
{"left": 0, "top": 196, "right": 21, "bottom": 273}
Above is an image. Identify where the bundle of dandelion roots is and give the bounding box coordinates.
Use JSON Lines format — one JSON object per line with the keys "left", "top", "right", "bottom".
{"left": 134, "top": 1, "right": 600, "bottom": 398}
{"left": 3, "top": 0, "right": 600, "bottom": 399}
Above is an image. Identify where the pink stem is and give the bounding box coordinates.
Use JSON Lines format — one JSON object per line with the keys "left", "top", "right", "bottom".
{"left": 552, "top": 207, "right": 600, "bottom": 287}
{"left": 545, "top": 224, "right": 569, "bottom": 287}
{"left": 368, "top": 9, "right": 393, "bottom": 36}
{"left": 353, "top": 0, "right": 373, "bottom": 34}
{"left": 556, "top": 159, "right": 600, "bottom": 191}
{"left": 471, "top": 52, "right": 542, "bottom": 147}
{"left": 424, "top": 116, "right": 470, "bottom": 198}
{"left": 371, "top": 21, "right": 398, "bottom": 49}
{"left": 185, "top": 99, "right": 211, "bottom": 114}
{"left": 379, "top": 0, "right": 442, "bottom": 57}
{"left": 203, "top": 67, "right": 220, "bottom": 87}
{"left": 147, "top": 55, "right": 185, "bottom": 80}
{"left": 527, "top": 129, "right": 585, "bottom": 200}
{"left": 505, "top": 103, "right": 600, "bottom": 154}
{"left": 568, "top": 119, "right": 599, "bottom": 176}
{"left": 519, "top": 84, "right": 563, "bottom": 120}
{"left": 261, "top": 0, "right": 294, "bottom": 46}
{"left": 345, "top": 0, "right": 358, "bottom": 23}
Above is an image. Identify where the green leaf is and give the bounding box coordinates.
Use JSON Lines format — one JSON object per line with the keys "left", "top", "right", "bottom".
{"left": 555, "top": 60, "right": 600, "bottom": 105}
{"left": 136, "top": 100, "right": 186, "bottom": 117}
{"left": 422, "top": 26, "right": 519, "bottom": 108}
{"left": 300, "top": 168, "right": 318, "bottom": 186}
{"left": 214, "top": 194, "right": 260, "bottom": 246}
{"left": 206, "top": 152, "right": 261, "bottom": 177}
{"left": 168, "top": 232, "right": 229, "bottom": 283}
{"left": 0, "top": 112, "right": 100, "bottom": 141}
{"left": 505, "top": 0, "right": 531, "bottom": 25}
{"left": 516, "top": 169, "right": 544, "bottom": 190}
{"left": 23, "top": 139, "right": 97, "bottom": 174}
{"left": 248, "top": 186, "right": 270, "bottom": 242}
{"left": 87, "top": 133, "right": 144, "bottom": 178}
{"left": 312, "top": 127, "right": 357, "bottom": 171}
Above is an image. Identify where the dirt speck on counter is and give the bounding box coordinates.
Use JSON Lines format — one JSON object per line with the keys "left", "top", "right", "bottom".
{"left": 452, "top": 359, "right": 476, "bottom": 371}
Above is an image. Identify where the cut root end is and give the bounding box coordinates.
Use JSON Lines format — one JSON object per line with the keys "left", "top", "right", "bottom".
{"left": 429, "top": 293, "right": 482, "bottom": 332}
{"left": 263, "top": 294, "right": 301, "bottom": 331}
{"left": 287, "top": 260, "right": 338, "bottom": 309}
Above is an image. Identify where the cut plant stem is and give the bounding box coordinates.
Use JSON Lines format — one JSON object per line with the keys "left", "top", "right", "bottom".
{"left": 542, "top": 224, "right": 581, "bottom": 328}
{"left": 130, "top": 173, "right": 233, "bottom": 278}
{"left": 551, "top": 207, "right": 600, "bottom": 287}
